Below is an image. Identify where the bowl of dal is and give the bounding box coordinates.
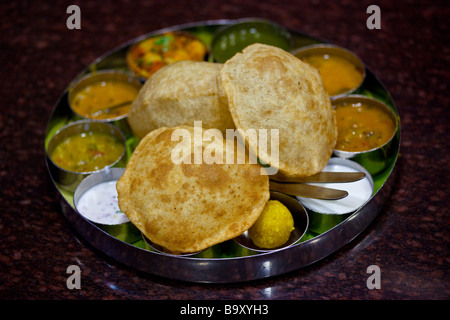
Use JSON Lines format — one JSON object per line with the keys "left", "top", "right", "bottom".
{"left": 292, "top": 44, "right": 365, "bottom": 99}
{"left": 46, "top": 120, "right": 127, "bottom": 192}
{"left": 68, "top": 70, "right": 142, "bottom": 122}
{"left": 332, "top": 95, "right": 399, "bottom": 175}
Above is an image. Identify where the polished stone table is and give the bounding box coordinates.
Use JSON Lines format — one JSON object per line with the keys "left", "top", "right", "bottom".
{"left": 0, "top": 0, "right": 448, "bottom": 300}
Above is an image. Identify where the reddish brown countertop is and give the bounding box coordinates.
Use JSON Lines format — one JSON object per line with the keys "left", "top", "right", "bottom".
{"left": 0, "top": 0, "right": 448, "bottom": 301}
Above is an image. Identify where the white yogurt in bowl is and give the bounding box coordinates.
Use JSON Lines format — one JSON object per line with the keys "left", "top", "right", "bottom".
{"left": 74, "top": 168, "right": 129, "bottom": 225}
{"left": 296, "top": 158, "right": 374, "bottom": 215}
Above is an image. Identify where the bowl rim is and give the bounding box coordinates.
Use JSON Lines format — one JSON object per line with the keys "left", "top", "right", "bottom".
{"left": 141, "top": 233, "right": 205, "bottom": 257}
{"left": 212, "top": 17, "right": 292, "bottom": 38}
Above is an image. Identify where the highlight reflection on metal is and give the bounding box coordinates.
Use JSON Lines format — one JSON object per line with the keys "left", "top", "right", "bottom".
{"left": 261, "top": 261, "right": 273, "bottom": 277}
{"left": 263, "top": 287, "right": 273, "bottom": 299}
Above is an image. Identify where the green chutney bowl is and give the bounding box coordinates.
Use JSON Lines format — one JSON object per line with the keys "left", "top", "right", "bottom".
{"left": 211, "top": 18, "right": 292, "bottom": 63}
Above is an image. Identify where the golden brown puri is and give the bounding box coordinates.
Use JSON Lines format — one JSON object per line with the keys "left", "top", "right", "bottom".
{"left": 127, "top": 61, "right": 235, "bottom": 139}
{"left": 220, "top": 43, "right": 337, "bottom": 178}
{"left": 116, "top": 126, "right": 270, "bottom": 253}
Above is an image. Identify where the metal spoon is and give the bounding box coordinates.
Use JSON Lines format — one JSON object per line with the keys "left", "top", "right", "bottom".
{"left": 270, "top": 171, "right": 366, "bottom": 183}
{"left": 269, "top": 180, "right": 349, "bottom": 200}
{"left": 268, "top": 171, "right": 366, "bottom": 200}
{"left": 89, "top": 100, "right": 132, "bottom": 118}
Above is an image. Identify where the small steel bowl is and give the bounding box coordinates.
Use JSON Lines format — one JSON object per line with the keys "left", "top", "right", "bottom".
{"left": 126, "top": 31, "right": 209, "bottom": 80}
{"left": 332, "top": 95, "right": 400, "bottom": 175}
{"left": 233, "top": 191, "right": 309, "bottom": 253}
{"left": 296, "top": 158, "right": 374, "bottom": 234}
{"left": 73, "top": 167, "right": 128, "bottom": 225}
{"left": 292, "top": 43, "right": 366, "bottom": 99}
{"left": 68, "top": 70, "right": 141, "bottom": 135}
{"left": 46, "top": 120, "right": 127, "bottom": 192}
{"left": 211, "top": 18, "right": 292, "bottom": 63}
{"left": 68, "top": 69, "right": 141, "bottom": 122}
{"left": 141, "top": 233, "right": 205, "bottom": 257}
{"left": 73, "top": 167, "right": 141, "bottom": 243}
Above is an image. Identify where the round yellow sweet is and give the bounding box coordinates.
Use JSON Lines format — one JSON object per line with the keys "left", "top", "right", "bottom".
{"left": 248, "top": 200, "right": 295, "bottom": 249}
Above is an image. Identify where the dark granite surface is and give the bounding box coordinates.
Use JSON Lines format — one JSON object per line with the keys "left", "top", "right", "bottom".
{"left": 0, "top": 0, "right": 448, "bottom": 300}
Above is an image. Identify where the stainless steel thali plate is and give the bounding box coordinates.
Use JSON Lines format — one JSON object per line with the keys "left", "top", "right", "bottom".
{"left": 45, "top": 19, "right": 400, "bottom": 283}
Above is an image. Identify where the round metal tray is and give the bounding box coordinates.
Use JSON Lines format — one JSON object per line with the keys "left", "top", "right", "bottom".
{"left": 45, "top": 19, "right": 400, "bottom": 283}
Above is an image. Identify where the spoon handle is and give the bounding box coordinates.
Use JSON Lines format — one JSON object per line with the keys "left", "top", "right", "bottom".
{"left": 269, "top": 181, "right": 348, "bottom": 200}
{"left": 270, "top": 171, "right": 365, "bottom": 183}
{"left": 90, "top": 100, "right": 132, "bottom": 117}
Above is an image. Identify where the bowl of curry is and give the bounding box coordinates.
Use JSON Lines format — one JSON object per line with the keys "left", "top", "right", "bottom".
{"left": 126, "top": 31, "right": 208, "bottom": 79}
{"left": 292, "top": 44, "right": 365, "bottom": 99}
{"left": 210, "top": 18, "right": 292, "bottom": 63}
{"left": 46, "top": 120, "right": 127, "bottom": 192}
{"left": 332, "top": 95, "right": 399, "bottom": 175}
{"left": 68, "top": 70, "right": 142, "bottom": 122}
